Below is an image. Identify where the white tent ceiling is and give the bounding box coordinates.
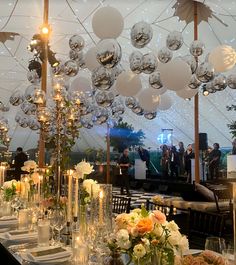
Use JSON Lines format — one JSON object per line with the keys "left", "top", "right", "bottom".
{"left": 0, "top": 0, "right": 236, "bottom": 151}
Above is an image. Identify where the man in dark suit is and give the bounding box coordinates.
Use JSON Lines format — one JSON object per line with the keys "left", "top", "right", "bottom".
{"left": 14, "top": 147, "right": 28, "bottom": 180}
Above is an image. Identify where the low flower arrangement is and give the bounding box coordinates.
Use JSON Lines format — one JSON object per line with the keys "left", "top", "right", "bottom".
{"left": 42, "top": 196, "right": 67, "bottom": 210}
{"left": 74, "top": 160, "right": 99, "bottom": 205}
{"left": 1, "top": 180, "right": 20, "bottom": 201}
{"left": 109, "top": 207, "right": 189, "bottom": 265}
{"left": 175, "top": 250, "right": 227, "bottom": 265}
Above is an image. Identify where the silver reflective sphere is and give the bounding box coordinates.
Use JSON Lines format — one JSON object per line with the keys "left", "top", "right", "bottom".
{"left": 64, "top": 60, "right": 79, "bottom": 77}
{"left": 93, "top": 107, "right": 109, "bottom": 125}
{"left": 125, "top": 97, "right": 137, "bottom": 109}
{"left": 166, "top": 31, "right": 183, "bottom": 51}
{"left": 18, "top": 115, "right": 29, "bottom": 128}
{"left": 21, "top": 101, "right": 37, "bottom": 115}
{"left": 205, "top": 82, "right": 216, "bottom": 93}
{"left": 29, "top": 117, "right": 40, "bottom": 130}
{"left": 69, "top": 49, "right": 79, "bottom": 60}
{"left": 130, "top": 21, "right": 153, "bottom": 48}
{"left": 141, "top": 53, "right": 158, "bottom": 74}
{"left": 132, "top": 104, "right": 144, "bottom": 115}
{"left": 129, "top": 51, "right": 143, "bottom": 74}
{"left": 196, "top": 62, "right": 214, "bottom": 83}
{"left": 213, "top": 74, "right": 227, "bottom": 91}
{"left": 77, "top": 51, "right": 86, "bottom": 69}
{"left": 95, "top": 91, "right": 114, "bottom": 107}
{"left": 9, "top": 90, "right": 24, "bottom": 106}
{"left": 69, "top": 35, "right": 85, "bottom": 51}
{"left": 92, "top": 66, "right": 114, "bottom": 90}
{"left": 182, "top": 55, "right": 197, "bottom": 74}
{"left": 190, "top": 40, "right": 205, "bottom": 57}
{"left": 144, "top": 111, "right": 157, "bottom": 120}
{"left": 149, "top": 71, "right": 163, "bottom": 89}
{"left": 96, "top": 39, "right": 121, "bottom": 68}
{"left": 81, "top": 116, "right": 93, "bottom": 129}
{"left": 111, "top": 64, "right": 124, "bottom": 79}
{"left": 158, "top": 47, "right": 173, "bottom": 63}
{"left": 188, "top": 74, "right": 201, "bottom": 89}
{"left": 227, "top": 74, "right": 236, "bottom": 89}
{"left": 25, "top": 84, "right": 39, "bottom": 103}
{"left": 111, "top": 101, "right": 125, "bottom": 115}
{"left": 27, "top": 70, "right": 40, "bottom": 84}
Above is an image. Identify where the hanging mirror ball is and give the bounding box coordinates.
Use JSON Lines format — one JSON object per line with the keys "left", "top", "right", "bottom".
{"left": 93, "top": 107, "right": 109, "bottom": 125}
{"left": 132, "top": 104, "right": 144, "bottom": 115}
{"left": 25, "top": 84, "right": 39, "bottom": 103}
{"left": 112, "top": 64, "right": 124, "bottom": 79}
{"left": 129, "top": 51, "right": 143, "bottom": 74}
{"left": 149, "top": 71, "right": 163, "bottom": 89}
{"left": 81, "top": 116, "right": 93, "bottom": 129}
{"left": 10, "top": 90, "right": 24, "bottom": 106}
{"left": 92, "top": 66, "right": 114, "bottom": 90}
{"left": 205, "top": 82, "right": 216, "bottom": 93}
{"left": 64, "top": 60, "right": 79, "bottom": 77}
{"left": 181, "top": 55, "right": 197, "bottom": 74}
{"left": 141, "top": 53, "right": 158, "bottom": 74}
{"left": 77, "top": 52, "right": 86, "bottom": 69}
{"left": 52, "top": 63, "right": 64, "bottom": 76}
{"left": 21, "top": 101, "right": 37, "bottom": 115}
{"left": 188, "top": 74, "right": 201, "bottom": 89}
{"left": 96, "top": 39, "right": 122, "bottom": 68}
{"left": 131, "top": 21, "right": 153, "bottom": 48}
{"left": 95, "top": 91, "right": 114, "bottom": 107}
{"left": 213, "top": 74, "right": 227, "bottom": 91}
{"left": 158, "top": 47, "right": 173, "bottom": 63}
{"left": 166, "top": 31, "right": 183, "bottom": 51}
{"left": 125, "top": 97, "right": 137, "bottom": 109}
{"left": 18, "top": 115, "right": 29, "bottom": 128}
{"left": 196, "top": 62, "right": 214, "bottom": 83}
{"left": 111, "top": 101, "right": 125, "bottom": 115}
{"left": 69, "top": 49, "right": 79, "bottom": 60}
{"left": 69, "top": 35, "right": 85, "bottom": 51}
{"left": 29, "top": 117, "right": 40, "bottom": 130}
{"left": 27, "top": 70, "right": 40, "bottom": 84}
{"left": 144, "top": 111, "right": 157, "bottom": 120}
{"left": 227, "top": 74, "right": 236, "bottom": 89}
{"left": 190, "top": 40, "right": 205, "bottom": 57}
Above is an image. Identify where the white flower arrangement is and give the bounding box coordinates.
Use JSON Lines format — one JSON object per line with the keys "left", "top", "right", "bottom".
{"left": 74, "top": 160, "right": 94, "bottom": 179}
{"left": 21, "top": 160, "right": 38, "bottom": 173}
{"left": 109, "top": 207, "right": 189, "bottom": 265}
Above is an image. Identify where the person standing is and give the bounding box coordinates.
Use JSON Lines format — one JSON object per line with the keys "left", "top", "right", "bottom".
{"left": 138, "top": 146, "right": 150, "bottom": 172}
{"left": 178, "top": 142, "right": 185, "bottom": 176}
{"left": 14, "top": 147, "right": 28, "bottom": 180}
{"left": 169, "top": 146, "right": 180, "bottom": 179}
{"left": 118, "top": 148, "right": 131, "bottom": 196}
{"left": 232, "top": 139, "right": 236, "bottom": 155}
{"left": 208, "top": 143, "right": 221, "bottom": 180}
{"left": 184, "top": 144, "right": 194, "bottom": 183}
{"left": 160, "top": 145, "right": 169, "bottom": 178}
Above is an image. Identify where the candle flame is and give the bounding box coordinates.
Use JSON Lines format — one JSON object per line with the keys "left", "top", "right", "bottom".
{"left": 99, "top": 190, "right": 104, "bottom": 199}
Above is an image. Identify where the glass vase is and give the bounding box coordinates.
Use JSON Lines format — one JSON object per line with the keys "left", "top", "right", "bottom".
{"left": 104, "top": 251, "right": 124, "bottom": 265}
{"left": 78, "top": 203, "right": 87, "bottom": 237}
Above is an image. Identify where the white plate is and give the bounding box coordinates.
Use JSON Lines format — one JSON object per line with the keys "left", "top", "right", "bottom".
{"left": 21, "top": 254, "right": 71, "bottom": 265}
{"left": 183, "top": 249, "right": 202, "bottom": 256}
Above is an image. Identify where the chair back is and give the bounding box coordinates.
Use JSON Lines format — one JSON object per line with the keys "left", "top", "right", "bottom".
{"left": 112, "top": 195, "right": 131, "bottom": 214}
{"left": 146, "top": 199, "right": 173, "bottom": 220}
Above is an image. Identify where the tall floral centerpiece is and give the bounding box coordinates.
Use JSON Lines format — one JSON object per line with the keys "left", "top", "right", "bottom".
{"left": 109, "top": 207, "right": 188, "bottom": 265}
{"left": 21, "top": 160, "right": 38, "bottom": 201}
{"left": 74, "top": 160, "right": 97, "bottom": 234}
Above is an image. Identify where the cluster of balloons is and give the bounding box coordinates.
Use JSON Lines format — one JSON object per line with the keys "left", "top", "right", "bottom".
{"left": 0, "top": 118, "right": 10, "bottom": 146}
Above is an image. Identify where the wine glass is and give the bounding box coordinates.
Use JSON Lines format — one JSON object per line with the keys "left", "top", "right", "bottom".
{"left": 54, "top": 209, "right": 66, "bottom": 245}
{"left": 205, "top": 237, "right": 226, "bottom": 254}
{"left": 47, "top": 209, "right": 58, "bottom": 245}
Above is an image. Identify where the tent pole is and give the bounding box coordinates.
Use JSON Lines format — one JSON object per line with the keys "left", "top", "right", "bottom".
{"left": 194, "top": 1, "right": 200, "bottom": 184}
{"left": 38, "top": 0, "right": 49, "bottom": 168}
{"left": 106, "top": 124, "right": 111, "bottom": 184}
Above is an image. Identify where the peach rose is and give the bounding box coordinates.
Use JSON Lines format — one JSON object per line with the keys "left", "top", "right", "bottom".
{"left": 152, "top": 210, "right": 166, "bottom": 224}
{"left": 136, "top": 218, "right": 153, "bottom": 234}
{"left": 15, "top": 182, "right": 21, "bottom": 192}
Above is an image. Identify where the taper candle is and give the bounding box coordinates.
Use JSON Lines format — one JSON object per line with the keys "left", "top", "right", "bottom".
{"left": 67, "top": 170, "right": 73, "bottom": 222}
{"left": 99, "top": 190, "right": 104, "bottom": 225}
{"left": 74, "top": 177, "right": 79, "bottom": 218}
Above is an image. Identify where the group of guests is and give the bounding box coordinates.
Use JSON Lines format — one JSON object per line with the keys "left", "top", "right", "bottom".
{"left": 161, "top": 142, "right": 194, "bottom": 182}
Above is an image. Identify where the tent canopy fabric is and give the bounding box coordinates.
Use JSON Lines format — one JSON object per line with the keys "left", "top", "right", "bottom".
{"left": 0, "top": 0, "right": 236, "bottom": 151}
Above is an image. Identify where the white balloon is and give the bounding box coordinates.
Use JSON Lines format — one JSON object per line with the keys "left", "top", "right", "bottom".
{"left": 159, "top": 58, "right": 192, "bottom": 91}
{"left": 176, "top": 87, "right": 198, "bottom": 99}
{"left": 157, "top": 94, "right": 172, "bottom": 110}
{"left": 138, "top": 88, "right": 160, "bottom": 111}
{"left": 208, "top": 45, "right": 236, "bottom": 72}
{"left": 116, "top": 71, "right": 142, "bottom": 97}
{"left": 84, "top": 47, "right": 100, "bottom": 71}
{"left": 92, "top": 7, "right": 124, "bottom": 39}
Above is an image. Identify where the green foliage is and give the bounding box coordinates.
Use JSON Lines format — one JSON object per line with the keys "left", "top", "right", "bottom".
{"left": 227, "top": 105, "right": 236, "bottom": 138}
{"left": 3, "top": 184, "right": 16, "bottom": 201}
{"left": 110, "top": 122, "right": 145, "bottom": 153}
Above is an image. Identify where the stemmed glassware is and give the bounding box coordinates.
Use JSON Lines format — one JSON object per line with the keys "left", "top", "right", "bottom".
{"left": 48, "top": 209, "right": 58, "bottom": 245}
{"left": 54, "top": 208, "right": 66, "bottom": 245}
{"left": 205, "top": 237, "right": 226, "bottom": 254}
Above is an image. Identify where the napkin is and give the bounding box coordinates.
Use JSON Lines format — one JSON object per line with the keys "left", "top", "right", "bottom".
{"left": 4, "top": 230, "right": 37, "bottom": 240}
{"left": 0, "top": 218, "right": 18, "bottom": 227}
{"left": 0, "top": 216, "right": 17, "bottom": 221}
{"left": 25, "top": 246, "right": 72, "bottom": 262}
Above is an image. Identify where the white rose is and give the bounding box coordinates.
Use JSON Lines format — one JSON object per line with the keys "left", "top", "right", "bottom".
{"left": 178, "top": 235, "right": 189, "bottom": 252}
{"left": 116, "top": 229, "right": 130, "bottom": 242}
{"left": 3, "top": 180, "right": 16, "bottom": 189}
{"left": 75, "top": 160, "right": 94, "bottom": 177}
{"left": 117, "top": 239, "right": 131, "bottom": 250}
{"left": 168, "top": 231, "right": 182, "bottom": 247}
{"left": 133, "top": 244, "right": 146, "bottom": 259}
{"left": 82, "top": 179, "right": 98, "bottom": 197}
{"left": 153, "top": 224, "right": 164, "bottom": 238}
{"left": 22, "top": 160, "right": 37, "bottom": 172}
{"left": 141, "top": 238, "right": 150, "bottom": 252}
{"left": 166, "top": 221, "right": 179, "bottom": 232}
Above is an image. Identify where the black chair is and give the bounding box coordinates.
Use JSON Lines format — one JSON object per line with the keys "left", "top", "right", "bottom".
{"left": 112, "top": 195, "right": 131, "bottom": 214}
{"left": 146, "top": 199, "right": 173, "bottom": 220}
{"left": 213, "top": 187, "right": 232, "bottom": 214}
{"left": 188, "top": 209, "right": 226, "bottom": 249}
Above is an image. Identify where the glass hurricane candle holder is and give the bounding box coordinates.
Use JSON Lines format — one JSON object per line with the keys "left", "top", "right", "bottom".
{"left": 72, "top": 229, "right": 89, "bottom": 265}
{"left": 18, "top": 209, "right": 29, "bottom": 230}
{"left": 38, "top": 219, "right": 50, "bottom": 247}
